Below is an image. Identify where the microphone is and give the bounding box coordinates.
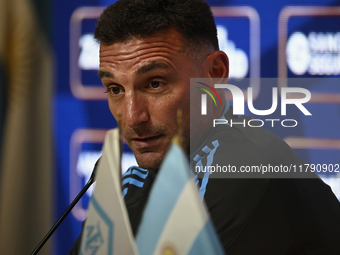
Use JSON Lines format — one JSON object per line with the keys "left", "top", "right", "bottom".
{"left": 31, "top": 157, "right": 101, "bottom": 255}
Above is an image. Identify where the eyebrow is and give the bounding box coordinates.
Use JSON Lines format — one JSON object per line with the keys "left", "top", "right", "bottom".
{"left": 98, "top": 60, "right": 171, "bottom": 80}
{"left": 136, "top": 60, "right": 171, "bottom": 76}
{"left": 98, "top": 70, "right": 114, "bottom": 79}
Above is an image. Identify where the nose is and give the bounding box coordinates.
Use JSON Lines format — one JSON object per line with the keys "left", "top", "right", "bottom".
{"left": 123, "top": 92, "right": 149, "bottom": 128}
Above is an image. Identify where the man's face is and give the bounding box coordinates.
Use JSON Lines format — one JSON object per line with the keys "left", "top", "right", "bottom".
{"left": 99, "top": 30, "right": 205, "bottom": 170}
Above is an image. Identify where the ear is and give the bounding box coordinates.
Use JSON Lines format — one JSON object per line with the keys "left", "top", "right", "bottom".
{"left": 205, "top": 51, "right": 229, "bottom": 79}
{"left": 202, "top": 51, "right": 229, "bottom": 118}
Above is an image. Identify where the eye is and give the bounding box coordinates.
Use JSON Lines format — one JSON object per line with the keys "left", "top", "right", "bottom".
{"left": 150, "top": 80, "right": 162, "bottom": 89}
{"left": 106, "top": 85, "right": 124, "bottom": 96}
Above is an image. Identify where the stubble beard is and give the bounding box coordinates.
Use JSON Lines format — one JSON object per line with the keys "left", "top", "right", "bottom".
{"left": 123, "top": 123, "right": 172, "bottom": 170}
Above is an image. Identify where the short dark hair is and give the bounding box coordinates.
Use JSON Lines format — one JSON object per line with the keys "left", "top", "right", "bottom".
{"left": 94, "top": 0, "right": 219, "bottom": 52}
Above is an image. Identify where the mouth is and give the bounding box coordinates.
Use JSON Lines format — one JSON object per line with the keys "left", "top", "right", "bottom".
{"left": 131, "top": 135, "right": 164, "bottom": 149}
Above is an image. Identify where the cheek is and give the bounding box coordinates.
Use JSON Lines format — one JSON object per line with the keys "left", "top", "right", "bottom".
{"left": 152, "top": 100, "right": 177, "bottom": 125}
{"left": 152, "top": 94, "right": 187, "bottom": 129}
{"left": 108, "top": 100, "right": 119, "bottom": 121}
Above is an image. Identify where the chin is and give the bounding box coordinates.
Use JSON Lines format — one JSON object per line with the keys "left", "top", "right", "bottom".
{"left": 135, "top": 152, "right": 165, "bottom": 170}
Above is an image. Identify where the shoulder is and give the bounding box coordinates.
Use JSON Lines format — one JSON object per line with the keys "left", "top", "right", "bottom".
{"left": 191, "top": 113, "right": 305, "bottom": 180}
{"left": 216, "top": 114, "right": 303, "bottom": 165}
{"left": 121, "top": 166, "right": 158, "bottom": 235}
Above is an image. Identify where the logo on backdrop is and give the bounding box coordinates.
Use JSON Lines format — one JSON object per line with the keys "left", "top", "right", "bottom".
{"left": 287, "top": 31, "right": 340, "bottom": 76}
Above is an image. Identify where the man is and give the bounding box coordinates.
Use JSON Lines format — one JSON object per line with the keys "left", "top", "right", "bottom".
{"left": 70, "top": 0, "right": 340, "bottom": 254}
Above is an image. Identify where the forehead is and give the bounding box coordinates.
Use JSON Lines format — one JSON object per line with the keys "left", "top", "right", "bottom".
{"left": 99, "top": 30, "right": 190, "bottom": 70}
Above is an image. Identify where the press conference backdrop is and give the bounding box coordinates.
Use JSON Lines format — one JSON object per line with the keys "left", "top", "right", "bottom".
{"left": 53, "top": 0, "right": 340, "bottom": 254}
